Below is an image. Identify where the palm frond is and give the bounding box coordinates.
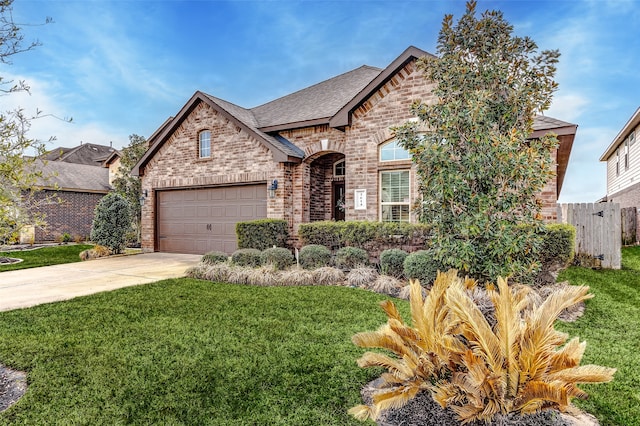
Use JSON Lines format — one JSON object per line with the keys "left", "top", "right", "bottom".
{"left": 489, "top": 276, "right": 522, "bottom": 398}
{"left": 548, "top": 337, "right": 586, "bottom": 371}
{"left": 516, "top": 380, "right": 569, "bottom": 411}
{"left": 347, "top": 404, "right": 376, "bottom": 421}
{"left": 352, "top": 326, "right": 414, "bottom": 358}
{"left": 372, "top": 384, "right": 421, "bottom": 412}
{"left": 356, "top": 352, "right": 414, "bottom": 379}
{"left": 547, "top": 364, "right": 616, "bottom": 384}
{"left": 445, "top": 279, "right": 502, "bottom": 374}
{"left": 380, "top": 299, "right": 403, "bottom": 322}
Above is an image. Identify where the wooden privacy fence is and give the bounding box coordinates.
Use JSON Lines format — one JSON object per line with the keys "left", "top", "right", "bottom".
{"left": 557, "top": 203, "right": 621, "bottom": 269}
{"left": 621, "top": 207, "right": 638, "bottom": 246}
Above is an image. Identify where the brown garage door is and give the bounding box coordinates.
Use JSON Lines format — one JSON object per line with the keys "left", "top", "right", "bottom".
{"left": 156, "top": 184, "right": 266, "bottom": 254}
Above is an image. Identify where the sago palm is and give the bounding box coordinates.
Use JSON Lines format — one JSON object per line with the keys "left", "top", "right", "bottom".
{"left": 350, "top": 269, "right": 615, "bottom": 423}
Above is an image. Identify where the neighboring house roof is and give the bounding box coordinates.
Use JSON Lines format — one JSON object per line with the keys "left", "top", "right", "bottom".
{"left": 43, "top": 142, "right": 118, "bottom": 166}
{"left": 102, "top": 150, "right": 122, "bottom": 167}
{"left": 599, "top": 106, "right": 640, "bottom": 161}
{"left": 34, "top": 159, "right": 111, "bottom": 193}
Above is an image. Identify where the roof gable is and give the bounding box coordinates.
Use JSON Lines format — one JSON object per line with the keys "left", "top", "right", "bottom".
{"left": 132, "top": 92, "right": 304, "bottom": 176}
{"left": 330, "top": 46, "right": 434, "bottom": 128}
{"left": 600, "top": 106, "right": 640, "bottom": 161}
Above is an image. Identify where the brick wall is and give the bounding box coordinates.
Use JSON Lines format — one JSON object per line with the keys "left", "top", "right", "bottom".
{"left": 345, "top": 61, "right": 437, "bottom": 222}
{"left": 139, "top": 101, "right": 279, "bottom": 252}
{"left": 539, "top": 148, "right": 559, "bottom": 222}
{"left": 32, "top": 190, "right": 105, "bottom": 242}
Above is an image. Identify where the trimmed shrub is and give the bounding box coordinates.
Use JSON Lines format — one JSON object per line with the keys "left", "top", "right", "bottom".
{"left": 334, "top": 246, "right": 369, "bottom": 269}
{"left": 90, "top": 193, "right": 132, "bottom": 254}
{"left": 403, "top": 249, "right": 442, "bottom": 285}
{"left": 236, "top": 219, "right": 288, "bottom": 251}
{"left": 540, "top": 223, "right": 575, "bottom": 267}
{"left": 202, "top": 251, "right": 229, "bottom": 265}
{"left": 260, "top": 247, "right": 294, "bottom": 270}
{"left": 298, "top": 220, "right": 430, "bottom": 252}
{"left": 380, "top": 248, "right": 408, "bottom": 278}
{"left": 299, "top": 244, "right": 331, "bottom": 269}
{"left": 231, "top": 248, "right": 262, "bottom": 267}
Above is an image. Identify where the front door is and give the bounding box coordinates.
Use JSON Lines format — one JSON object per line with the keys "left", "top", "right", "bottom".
{"left": 333, "top": 182, "right": 345, "bottom": 221}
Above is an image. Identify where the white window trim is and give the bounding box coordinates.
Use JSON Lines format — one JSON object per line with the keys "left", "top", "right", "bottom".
{"left": 199, "top": 130, "right": 211, "bottom": 158}
{"left": 379, "top": 169, "right": 411, "bottom": 223}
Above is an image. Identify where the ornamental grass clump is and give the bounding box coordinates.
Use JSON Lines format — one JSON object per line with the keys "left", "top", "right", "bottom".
{"left": 311, "top": 267, "right": 345, "bottom": 286}
{"left": 350, "top": 270, "right": 616, "bottom": 424}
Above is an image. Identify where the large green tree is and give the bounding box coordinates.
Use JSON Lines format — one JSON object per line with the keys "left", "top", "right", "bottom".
{"left": 0, "top": 0, "right": 53, "bottom": 247}
{"left": 112, "top": 134, "right": 147, "bottom": 245}
{"left": 395, "top": 1, "right": 560, "bottom": 282}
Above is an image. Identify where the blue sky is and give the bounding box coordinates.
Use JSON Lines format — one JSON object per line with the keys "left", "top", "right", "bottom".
{"left": 3, "top": 0, "right": 640, "bottom": 203}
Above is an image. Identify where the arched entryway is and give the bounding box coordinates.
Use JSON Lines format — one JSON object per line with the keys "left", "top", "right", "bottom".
{"left": 309, "top": 152, "right": 345, "bottom": 221}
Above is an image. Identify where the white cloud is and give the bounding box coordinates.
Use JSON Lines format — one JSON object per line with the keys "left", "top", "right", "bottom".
{"left": 2, "top": 73, "right": 129, "bottom": 152}
{"left": 547, "top": 93, "right": 590, "bottom": 123}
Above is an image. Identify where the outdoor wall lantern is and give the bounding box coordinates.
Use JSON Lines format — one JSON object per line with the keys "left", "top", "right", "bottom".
{"left": 268, "top": 180, "right": 278, "bottom": 199}
{"left": 139, "top": 189, "right": 148, "bottom": 206}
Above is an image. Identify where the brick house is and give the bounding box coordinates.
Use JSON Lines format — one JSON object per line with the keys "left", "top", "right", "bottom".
{"left": 24, "top": 143, "right": 118, "bottom": 242}
{"left": 600, "top": 106, "right": 640, "bottom": 239}
{"left": 132, "top": 46, "right": 577, "bottom": 255}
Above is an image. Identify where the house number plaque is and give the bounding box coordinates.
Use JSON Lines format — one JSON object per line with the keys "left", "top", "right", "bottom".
{"left": 354, "top": 189, "right": 366, "bottom": 210}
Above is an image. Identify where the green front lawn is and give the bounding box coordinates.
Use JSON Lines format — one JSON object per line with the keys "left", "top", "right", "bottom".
{"left": 0, "top": 281, "right": 393, "bottom": 425}
{"left": 557, "top": 246, "right": 640, "bottom": 426}
{"left": 0, "top": 244, "right": 93, "bottom": 272}
{"left": 0, "top": 247, "right": 638, "bottom": 425}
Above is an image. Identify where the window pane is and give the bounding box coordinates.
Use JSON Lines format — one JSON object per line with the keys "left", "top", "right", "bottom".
{"left": 380, "top": 140, "right": 410, "bottom": 161}
{"left": 199, "top": 131, "right": 211, "bottom": 158}
{"left": 381, "top": 171, "right": 409, "bottom": 203}
{"left": 381, "top": 205, "right": 410, "bottom": 222}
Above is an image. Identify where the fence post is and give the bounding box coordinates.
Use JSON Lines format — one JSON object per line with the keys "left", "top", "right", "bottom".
{"left": 559, "top": 202, "right": 621, "bottom": 269}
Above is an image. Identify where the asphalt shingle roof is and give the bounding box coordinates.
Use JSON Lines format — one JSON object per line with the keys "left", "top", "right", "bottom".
{"left": 34, "top": 160, "right": 111, "bottom": 192}
{"left": 533, "top": 115, "right": 575, "bottom": 131}
{"left": 250, "top": 65, "right": 382, "bottom": 128}
{"left": 43, "top": 143, "right": 118, "bottom": 166}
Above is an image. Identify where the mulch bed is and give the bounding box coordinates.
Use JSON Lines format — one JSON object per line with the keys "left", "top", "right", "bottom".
{"left": 0, "top": 365, "right": 27, "bottom": 413}
{"left": 362, "top": 378, "right": 572, "bottom": 426}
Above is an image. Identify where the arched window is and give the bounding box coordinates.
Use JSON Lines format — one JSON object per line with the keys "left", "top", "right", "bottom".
{"left": 333, "top": 159, "right": 345, "bottom": 177}
{"left": 379, "top": 139, "right": 410, "bottom": 161}
{"left": 199, "top": 130, "right": 211, "bottom": 158}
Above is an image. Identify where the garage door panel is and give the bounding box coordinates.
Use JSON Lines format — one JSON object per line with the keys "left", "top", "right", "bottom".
{"left": 157, "top": 184, "right": 266, "bottom": 255}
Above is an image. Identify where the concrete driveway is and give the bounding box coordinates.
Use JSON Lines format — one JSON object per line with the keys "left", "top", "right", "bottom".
{"left": 0, "top": 252, "right": 201, "bottom": 312}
